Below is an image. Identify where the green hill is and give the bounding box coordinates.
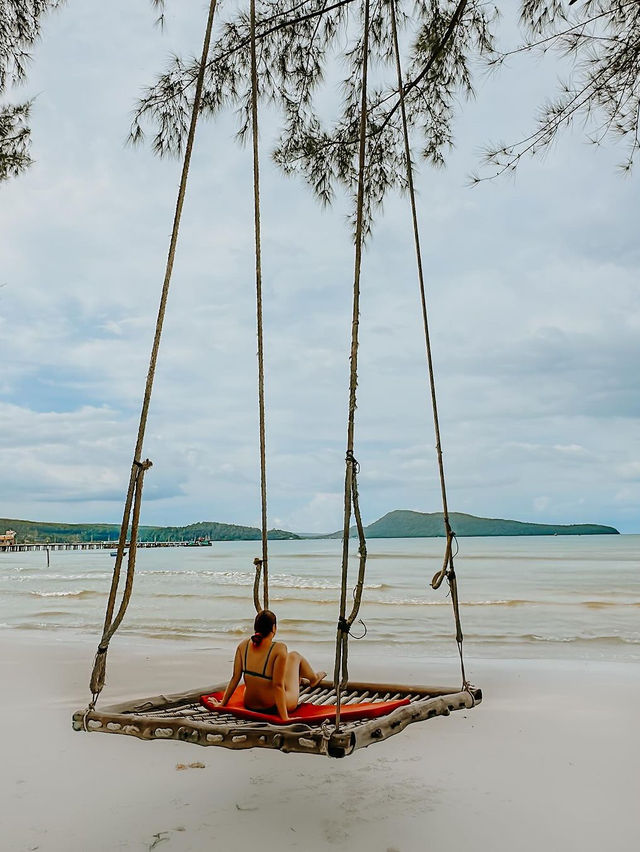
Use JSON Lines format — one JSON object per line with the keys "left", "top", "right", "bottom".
{"left": 324, "top": 509, "right": 619, "bottom": 538}
{"left": 0, "top": 518, "right": 300, "bottom": 544}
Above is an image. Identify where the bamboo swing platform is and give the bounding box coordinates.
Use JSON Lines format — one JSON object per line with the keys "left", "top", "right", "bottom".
{"left": 73, "top": 680, "right": 481, "bottom": 758}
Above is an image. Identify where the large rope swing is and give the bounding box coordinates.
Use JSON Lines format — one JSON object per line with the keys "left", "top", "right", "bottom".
{"left": 75, "top": 0, "right": 480, "bottom": 758}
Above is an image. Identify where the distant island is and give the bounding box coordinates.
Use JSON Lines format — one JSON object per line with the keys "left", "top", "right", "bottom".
{"left": 0, "top": 509, "right": 619, "bottom": 545}
{"left": 323, "top": 510, "right": 619, "bottom": 538}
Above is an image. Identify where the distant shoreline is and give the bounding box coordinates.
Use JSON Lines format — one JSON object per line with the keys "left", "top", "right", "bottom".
{"left": 1, "top": 509, "right": 619, "bottom": 545}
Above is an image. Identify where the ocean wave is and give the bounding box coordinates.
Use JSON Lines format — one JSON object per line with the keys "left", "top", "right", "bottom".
{"left": 29, "top": 589, "right": 101, "bottom": 599}
{"left": 17, "top": 584, "right": 640, "bottom": 611}
{"left": 15, "top": 573, "right": 112, "bottom": 582}
{"left": 521, "top": 633, "right": 640, "bottom": 645}
{"left": 140, "top": 569, "right": 253, "bottom": 579}
{"left": 123, "top": 621, "right": 328, "bottom": 639}
{"left": 340, "top": 597, "right": 640, "bottom": 609}
{"left": 366, "top": 598, "right": 536, "bottom": 608}
{"left": 270, "top": 553, "right": 344, "bottom": 560}
{"left": 31, "top": 610, "right": 77, "bottom": 618}
{"left": 458, "top": 632, "right": 640, "bottom": 645}
{"left": 137, "top": 569, "right": 387, "bottom": 591}
{"left": 4, "top": 566, "right": 39, "bottom": 573}
{"left": 4, "top": 620, "right": 639, "bottom": 649}
{"left": 130, "top": 625, "right": 332, "bottom": 641}
{"left": 150, "top": 592, "right": 209, "bottom": 600}
{"left": 456, "top": 554, "right": 637, "bottom": 563}
{"left": 128, "top": 624, "right": 247, "bottom": 639}
{"left": 12, "top": 621, "right": 95, "bottom": 632}
{"left": 132, "top": 631, "right": 209, "bottom": 642}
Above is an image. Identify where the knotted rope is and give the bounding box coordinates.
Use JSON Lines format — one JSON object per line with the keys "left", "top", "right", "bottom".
{"left": 390, "top": 0, "right": 467, "bottom": 688}
{"left": 85, "top": 0, "right": 220, "bottom": 713}
{"left": 253, "top": 557, "right": 263, "bottom": 612}
{"left": 333, "top": 0, "right": 371, "bottom": 730}
{"left": 250, "top": 0, "right": 270, "bottom": 609}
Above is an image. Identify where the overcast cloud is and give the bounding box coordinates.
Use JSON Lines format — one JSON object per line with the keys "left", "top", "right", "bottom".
{"left": 1, "top": 0, "right": 638, "bottom": 533}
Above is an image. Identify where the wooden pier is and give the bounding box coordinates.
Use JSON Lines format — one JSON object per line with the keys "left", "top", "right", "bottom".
{"left": 0, "top": 540, "right": 212, "bottom": 553}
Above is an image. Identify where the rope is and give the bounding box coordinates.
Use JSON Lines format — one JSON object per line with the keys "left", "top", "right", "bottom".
{"left": 250, "top": 0, "right": 269, "bottom": 609}
{"left": 252, "top": 557, "right": 263, "bottom": 612}
{"left": 390, "top": 0, "right": 468, "bottom": 688}
{"left": 88, "top": 459, "right": 152, "bottom": 704}
{"left": 333, "top": 0, "right": 371, "bottom": 730}
{"left": 85, "top": 0, "right": 220, "bottom": 711}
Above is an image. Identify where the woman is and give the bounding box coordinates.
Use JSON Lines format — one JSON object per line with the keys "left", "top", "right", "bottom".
{"left": 216, "top": 610, "right": 326, "bottom": 721}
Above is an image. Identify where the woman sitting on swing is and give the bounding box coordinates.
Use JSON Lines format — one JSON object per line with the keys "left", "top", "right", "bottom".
{"left": 216, "top": 610, "right": 326, "bottom": 721}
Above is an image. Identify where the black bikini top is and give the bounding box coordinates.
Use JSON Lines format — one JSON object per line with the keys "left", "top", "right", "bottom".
{"left": 243, "top": 640, "right": 276, "bottom": 680}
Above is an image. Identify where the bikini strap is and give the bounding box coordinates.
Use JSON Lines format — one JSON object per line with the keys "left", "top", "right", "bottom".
{"left": 243, "top": 640, "right": 249, "bottom": 672}
{"left": 261, "top": 641, "right": 275, "bottom": 676}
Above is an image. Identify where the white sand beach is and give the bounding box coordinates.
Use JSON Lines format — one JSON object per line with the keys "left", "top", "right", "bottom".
{"left": 2, "top": 630, "right": 639, "bottom": 852}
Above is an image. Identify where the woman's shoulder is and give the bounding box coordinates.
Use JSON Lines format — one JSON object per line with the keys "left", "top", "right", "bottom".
{"left": 273, "top": 640, "right": 287, "bottom": 655}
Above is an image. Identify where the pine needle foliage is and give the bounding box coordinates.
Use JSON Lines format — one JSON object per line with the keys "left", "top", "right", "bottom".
{"left": 0, "top": 0, "right": 64, "bottom": 90}
{"left": 0, "top": 1, "right": 165, "bottom": 183}
{"left": 476, "top": 0, "right": 640, "bottom": 180}
{"left": 131, "top": 0, "right": 498, "bottom": 231}
{"left": 134, "top": 0, "right": 640, "bottom": 212}
{"left": 0, "top": 100, "right": 32, "bottom": 179}
{"left": 0, "top": 0, "right": 65, "bottom": 181}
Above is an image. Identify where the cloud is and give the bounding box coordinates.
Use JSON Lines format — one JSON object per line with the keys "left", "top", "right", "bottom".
{"left": 0, "top": 0, "right": 639, "bottom": 533}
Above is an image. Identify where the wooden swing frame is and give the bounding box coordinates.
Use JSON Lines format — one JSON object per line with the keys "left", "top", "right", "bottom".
{"left": 73, "top": 680, "right": 481, "bottom": 758}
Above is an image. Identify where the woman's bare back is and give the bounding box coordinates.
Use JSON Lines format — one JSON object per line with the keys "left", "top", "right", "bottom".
{"left": 241, "top": 638, "right": 286, "bottom": 709}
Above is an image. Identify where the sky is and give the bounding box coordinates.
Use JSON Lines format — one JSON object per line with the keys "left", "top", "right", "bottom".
{"left": 1, "top": 0, "right": 639, "bottom": 534}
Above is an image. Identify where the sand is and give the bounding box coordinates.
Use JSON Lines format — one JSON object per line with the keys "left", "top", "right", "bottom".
{"left": 2, "top": 630, "right": 639, "bottom": 852}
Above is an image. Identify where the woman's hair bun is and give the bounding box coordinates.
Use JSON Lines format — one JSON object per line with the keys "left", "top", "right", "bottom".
{"left": 252, "top": 609, "right": 276, "bottom": 646}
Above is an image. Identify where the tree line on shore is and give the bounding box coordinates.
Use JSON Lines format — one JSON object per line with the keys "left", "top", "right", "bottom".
{"left": 1, "top": 510, "right": 618, "bottom": 544}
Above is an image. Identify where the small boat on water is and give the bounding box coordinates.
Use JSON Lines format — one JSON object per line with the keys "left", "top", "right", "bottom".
{"left": 185, "top": 538, "right": 212, "bottom": 547}
{"left": 110, "top": 550, "right": 128, "bottom": 556}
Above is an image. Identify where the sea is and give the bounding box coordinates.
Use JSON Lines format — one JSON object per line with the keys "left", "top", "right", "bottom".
{"left": 1, "top": 536, "right": 639, "bottom": 664}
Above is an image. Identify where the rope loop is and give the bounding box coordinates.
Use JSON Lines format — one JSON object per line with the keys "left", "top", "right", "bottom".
{"left": 349, "top": 618, "right": 367, "bottom": 640}
{"left": 82, "top": 706, "right": 93, "bottom": 732}
{"left": 82, "top": 692, "right": 100, "bottom": 731}
{"left": 345, "top": 449, "right": 360, "bottom": 473}
{"left": 320, "top": 718, "right": 334, "bottom": 741}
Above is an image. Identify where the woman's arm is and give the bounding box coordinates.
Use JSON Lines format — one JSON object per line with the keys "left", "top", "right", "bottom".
{"left": 219, "top": 644, "right": 243, "bottom": 706}
{"left": 272, "top": 646, "right": 289, "bottom": 721}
